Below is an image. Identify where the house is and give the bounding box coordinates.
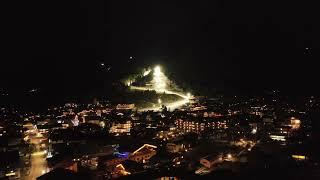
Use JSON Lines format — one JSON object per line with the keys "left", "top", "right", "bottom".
{"left": 200, "top": 154, "right": 222, "bottom": 169}
{"left": 129, "top": 144, "right": 157, "bottom": 163}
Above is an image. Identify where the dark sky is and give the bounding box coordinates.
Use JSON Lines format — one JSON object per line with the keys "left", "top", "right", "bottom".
{"left": 1, "top": 1, "right": 318, "bottom": 97}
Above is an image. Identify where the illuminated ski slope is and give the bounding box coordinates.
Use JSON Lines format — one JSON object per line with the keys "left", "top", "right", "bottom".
{"left": 130, "top": 66, "right": 191, "bottom": 111}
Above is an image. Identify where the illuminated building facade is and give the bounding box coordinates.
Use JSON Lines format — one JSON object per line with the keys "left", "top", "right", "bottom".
{"left": 109, "top": 121, "right": 131, "bottom": 136}
{"left": 174, "top": 119, "right": 227, "bottom": 134}
{"left": 290, "top": 117, "right": 301, "bottom": 130}
{"left": 116, "top": 104, "right": 135, "bottom": 110}
{"left": 112, "top": 164, "right": 131, "bottom": 178}
{"left": 199, "top": 154, "right": 222, "bottom": 169}
{"left": 129, "top": 144, "right": 157, "bottom": 163}
{"left": 103, "top": 144, "right": 157, "bottom": 169}
{"left": 166, "top": 143, "right": 185, "bottom": 153}
{"left": 155, "top": 127, "right": 183, "bottom": 141}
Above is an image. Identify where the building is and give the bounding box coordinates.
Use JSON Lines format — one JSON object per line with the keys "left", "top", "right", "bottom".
{"left": 109, "top": 121, "right": 131, "bottom": 136}
{"left": 103, "top": 155, "right": 127, "bottom": 167}
{"left": 290, "top": 117, "right": 301, "bottom": 130}
{"left": 84, "top": 115, "right": 102, "bottom": 125}
{"left": 111, "top": 164, "right": 131, "bottom": 178}
{"left": 116, "top": 104, "right": 135, "bottom": 110}
{"left": 175, "top": 119, "right": 204, "bottom": 133}
{"left": 155, "top": 126, "right": 183, "bottom": 141}
{"left": 174, "top": 118, "right": 227, "bottom": 134}
{"left": 200, "top": 154, "right": 222, "bottom": 169}
{"left": 166, "top": 143, "right": 185, "bottom": 153}
{"left": 102, "top": 144, "right": 157, "bottom": 168}
{"left": 129, "top": 144, "right": 157, "bottom": 163}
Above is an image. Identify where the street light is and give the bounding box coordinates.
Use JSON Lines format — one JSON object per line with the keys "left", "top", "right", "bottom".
{"left": 187, "top": 92, "right": 191, "bottom": 99}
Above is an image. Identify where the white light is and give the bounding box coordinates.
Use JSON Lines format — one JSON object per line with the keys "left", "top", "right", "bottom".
{"left": 251, "top": 128, "right": 257, "bottom": 134}
{"left": 5, "top": 172, "right": 15, "bottom": 177}
{"left": 47, "top": 152, "right": 53, "bottom": 158}
{"left": 154, "top": 66, "right": 161, "bottom": 77}
{"left": 152, "top": 65, "right": 167, "bottom": 91}
{"left": 270, "top": 135, "right": 286, "bottom": 141}
{"left": 143, "top": 69, "right": 151, "bottom": 76}
{"left": 158, "top": 98, "right": 162, "bottom": 104}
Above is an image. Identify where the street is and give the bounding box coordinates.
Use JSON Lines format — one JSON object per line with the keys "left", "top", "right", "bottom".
{"left": 130, "top": 86, "right": 190, "bottom": 111}
{"left": 23, "top": 130, "right": 50, "bottom": 180}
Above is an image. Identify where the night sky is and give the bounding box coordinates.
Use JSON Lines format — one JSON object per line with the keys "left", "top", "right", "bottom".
{"left": 1, "top": 1, "right": 318, "bottom": 98}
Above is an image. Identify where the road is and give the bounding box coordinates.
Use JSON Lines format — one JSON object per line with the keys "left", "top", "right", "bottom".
{"left": 130, "top": 86, "right": 188, "bottom": 99}
{"left": 23, "top": 131, "right": 50, "bottom": 180}
{"left": 130, "top": 86, "right": 190, "bottom": 111}
{"left": 26, "top": 153, "right": 49, "bottom": 180}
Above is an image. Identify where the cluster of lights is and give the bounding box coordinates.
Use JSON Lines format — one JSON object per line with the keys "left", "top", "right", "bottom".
{"left": 270, "top": 135, "right": 286, "bottom": 141}
{"left": 152, "top": 66, "right": 167, "bottom": 91}
{"left": 109, "top": 121, "right": 132, "bottom": 135}
{"left": 175, "top": 119, "right": 227, "bottom": 133}
{"left": 130, "top": 65, "right": 194, "bottom": 111}
{"left": 290, "top": 117, "right": 301, "bottom": 130}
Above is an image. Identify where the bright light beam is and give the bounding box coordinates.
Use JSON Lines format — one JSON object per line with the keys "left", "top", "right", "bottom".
{"left": 154, "top": 66, "right": 161, "bottom": 76}
{"left": 152, "top": 65, "right": 167, "bottom": 91}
